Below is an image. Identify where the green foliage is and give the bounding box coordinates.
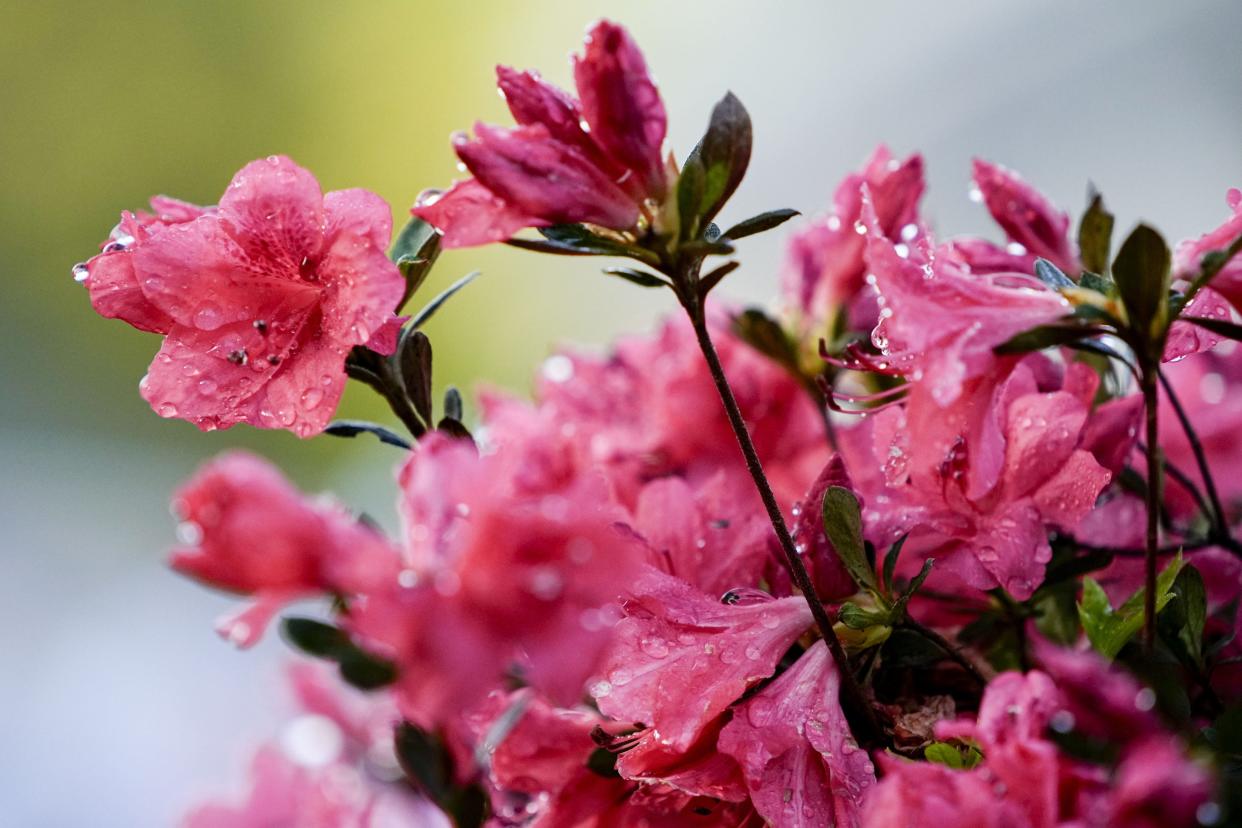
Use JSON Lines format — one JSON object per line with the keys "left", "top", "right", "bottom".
{"left": 1111, "top": 223, "right": 1171, "bottom": 343}
{"left": 1077, "top": 554, "right": 1184, "bottom": 659}
{"left": 924, "top": 741, "right": 983, "bottom": 770}
{"left": 683, "top": 91, "right": 753, "bottom": 228}
{"left": 391, "top": 216, "right": 442, "bottom": 312}
{"left": 821, "top": 486, "right": 877, "bottom": 593}
{"left": 281, "top": 617, "right": 398, "bottom": 690}
{"left": 1077, "top": 191, "right": 1115, "bottom": 277}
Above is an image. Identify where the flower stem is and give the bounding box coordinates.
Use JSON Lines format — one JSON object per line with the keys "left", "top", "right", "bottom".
{"left": 676, "top": 287, "right": 884, "bottom": 747}
{"left": 1139, "top": 362, "right": 1162, "bottom": 651}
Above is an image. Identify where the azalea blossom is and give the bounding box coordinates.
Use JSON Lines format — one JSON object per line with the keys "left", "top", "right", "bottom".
{"left": 78, "top": 155, "right": 404, "bottom": 436}
{"left": 412, "top": 20, "right": 669, "bottom": 247}
{"left": 169, "top": 451, "right": 400, "bottom": 647}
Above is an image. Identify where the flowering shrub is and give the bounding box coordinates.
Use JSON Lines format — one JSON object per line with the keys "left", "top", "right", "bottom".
{"left": 78, "top": 18, "right": 1242, "bottom": 828}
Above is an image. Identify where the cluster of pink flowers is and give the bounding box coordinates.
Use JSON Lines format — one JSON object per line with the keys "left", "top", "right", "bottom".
{"left": 79, "top": 18, "right": 1242, "bottom": 828}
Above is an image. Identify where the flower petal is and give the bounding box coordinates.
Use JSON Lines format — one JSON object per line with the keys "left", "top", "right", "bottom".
{"left": 217, "top": 155, "right": 325, "bottom": 270}
{"left": 412, "top": 178, "right": 546, "bottom": 249}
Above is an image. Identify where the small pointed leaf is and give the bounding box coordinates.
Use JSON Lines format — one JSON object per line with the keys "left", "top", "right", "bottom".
{"left": 821, "top": 485, "right": 876, "bottom": 592}
{"left": 1077, "top": 191, "right": 1114, "bottom": 276}
{"left": 1035, "top": 258, "right": 1075, "bottom": 289}
{"left": 684, "top": 91, "right": 753, "bottom": 224}
{"left": 721, "top": 208, "right": 800, "bottom": 241}
{"left": 1112, "top": 224, "right": 1171, "bottom": 340}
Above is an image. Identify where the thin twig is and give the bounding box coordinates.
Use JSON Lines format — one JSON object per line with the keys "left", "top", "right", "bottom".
{"left": 1140, "top": 363, "right": 1161, "bottom": 651}
{"left": 676, "top": 284, "right": 884, "bottom": 748}
{"left": 1156, "top": 368, "right": 1235, "bottom": 547}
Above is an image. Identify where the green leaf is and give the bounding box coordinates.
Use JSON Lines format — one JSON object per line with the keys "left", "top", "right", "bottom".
{"left": 323, "top": 420, "right": 412, "bottom": 450}
{"left": 1181, "top": 315, "right": 1242, "bottom": 342}
{"left": 1078, "top": 554, "right": 1185, "bottom": 659}
{"left": 337, "top": 649, "right": 398, "bottom": 690}
{"left": 398, "top": 330, "right": 433, "bottom": 425}
{"left": 507, "top": 225, "right": 659, "bottom": 266}
{"left": 602, "top": 266, "right": 669, "bottom": 288}
{"left": 436, "top": 416, "right": 473, "bottom": 441}
{"left": 1034, "top": 258, "right": 1075, "bottom": 289}
{"left": 443, "top": 386, "right": 463, "bottom": 422}
{"left": 721, "top": 208, "right": 800, "bottom": 241}
{"left": 1079, "top": 271, "right": 1114, "bottom": 294}
{"left": 993, "top": 323, "right": 1101, "bottom": 355}
{"left": 395, "top": 722, "right": 451, "bottom": 802}
{"left": 1077, "top": 190, "right": 1114, "bottom": 277}
{"left": 821, "top": 485, "right": 876, "bottom": 592}
{"left": 1172, "top": 564, "right": 1207, "bottom": 664}
{"left": 839, "top": 602, "right": 889, "bottom": 630}
{"left": 391, "top": 217, "right": 442, "bottom": 311}
{"left": 889, "top": 559, "right": 934, "bottom": 619}
{"left": 731, "top": 308, "right": 798, "bottom": 371}
{"left": 698, "top": 260, "right": 740, "bottom": 297}
{"left": 882, "top": 534, "right": 907, "bottom": 594}
{"left": 924, "top": 741, "right": 983, "bottom": 770}
{"left": 409, "top": 271, "right": 479, "bottom": 330}
{"left": 684, "top": 91, "right": 753, "bottom": 225}
{"left": 676, "top": 155, "right": 707, "bottom": 241}
{"left": 1111, "top": 224, "right": 1171, "bottom": 340}
{"left": 282, "top": 617, "right": 350, "bottom": 658}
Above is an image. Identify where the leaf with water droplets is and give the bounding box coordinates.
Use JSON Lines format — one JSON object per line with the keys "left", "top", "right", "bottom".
{"left": 821, "top": 485, "right": 876, "bottom": 593}
{"left": 1078, "top": 554, "right": 1185, "bottom": 660}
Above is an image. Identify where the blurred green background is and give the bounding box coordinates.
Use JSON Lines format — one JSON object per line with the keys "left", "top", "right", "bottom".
{"left": 2, "top": 1, "right": 1239, "bottom": 824}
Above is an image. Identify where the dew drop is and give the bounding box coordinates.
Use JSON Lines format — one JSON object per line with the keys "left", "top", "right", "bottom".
{"left": 71, "top": 262, "right": 90, "bottom": 283}
{"left": 301, "top": 388, "right": 324, "bottom": 410}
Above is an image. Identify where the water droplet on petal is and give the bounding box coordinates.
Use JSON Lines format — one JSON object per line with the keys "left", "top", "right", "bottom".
{"left": 72, "top": 262, "right": 90, "bottom": 283}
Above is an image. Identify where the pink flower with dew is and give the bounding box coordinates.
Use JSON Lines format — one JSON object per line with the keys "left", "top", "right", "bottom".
{"left": 861, "top": 754, "right": 1034, "bottom": 828}
{"left": 954, "top": 158, "right": 1079, "bottom": 276}
{"left": 413, "top": 20, "right": 668, "bottom": 248}
{"left": 78, "top": 156, "right": 405, "bottom": 436}
{"left": 857, "top": 358, "right": 1111, "bottom": 600}
{"left": 1106, "top": 737, "right": 1214, "bottom": 828}
{"left": 718, "top": 641, "right": 876, "bottom": 827}
{"left": 782, "top": 145, "right": 925, "bottom": 334}
{"left": 351, "top": 433, "right": 645, "bottom": 727}
{"left": 862, "top": 192, "right": 1070, "bottom": 409}
{"left": 591, "top": 567, "right": 813, "bottom": 755}
{"left": 1175, "top": 187, "right": 1242, "bottom": 313}
{"left": 169, "top": 451, "right": 401, "bottom": 647}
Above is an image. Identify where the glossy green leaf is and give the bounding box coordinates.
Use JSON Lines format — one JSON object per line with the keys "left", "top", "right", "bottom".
{"left": 1077, "top": 191, "right": 1114, "bottom": 277}
{"left": 698, "top": 260, "right": 740, "bottom": 297}
{"left": 676, "top": 155, "right": 707, "bottom": 241}
{"left": 398, "top": 330, "right": 433, "bottom": 425}
{"left": 323, "top": 420, "right": 412, "bottom": 450}
{"left": 1078, "top": 554, "right": 1185, "bottom": 659}
{"left": 731, "top": 308, "right": 798, "bottom": 371}
{"left": 1034, "top": 258, "right": 1075, "bottom": 289}
{"left": 391, "top": 217, "right": 442, "bottom": 311}
{"left": 994, "top": 323, "right": 1101, "bottom": 355}
{"left": 684, "top": 91, "right": 753, "bottom": 224}
{"left": 602, "top": 266, "right": 669, "bottom": 288}
{"left": 924, "top": 741, "right": 983, "bottom": 770}
{"left": 882, "top": 534, "right": 907, "bottom": 594}
{"left": 1111, "top": 224, "right": 1171, "bottom": 340}
{"left": 821, "top": 485, "right": 876, "bottom": 592}
{"left": 721, "top": 208, "right": 800, "bottom": 241}
{"left": 409, "top": 271, "right": 479, "bottom": 330}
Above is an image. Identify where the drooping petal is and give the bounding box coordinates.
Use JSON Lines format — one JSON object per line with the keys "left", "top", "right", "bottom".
{"left": 573, "top": 19, "right": 668, "bottom": 198}
{"left": 718, "top": 642, "right": 875, "bottom": 827}
{"left": 83, "top": 243, "right": 174, "bottom": 333}
{"left": 455, "top": 123, "right": 640, "bottom": 229}
{"left": 411, "top": 178, "right": 546, "bottom": 249}
{"left": 592, "top": 568, "right": 813, "bottom": 752}
{"left": 216, "top": 155, "right": 326, "bottom": 271}
{"left": 971, "top": 158, "right": 1078, "bottom": 274}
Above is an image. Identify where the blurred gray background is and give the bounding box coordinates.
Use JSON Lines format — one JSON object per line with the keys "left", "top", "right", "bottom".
{"left": 2, "top": 0, "right": 1239, "bottom": 824}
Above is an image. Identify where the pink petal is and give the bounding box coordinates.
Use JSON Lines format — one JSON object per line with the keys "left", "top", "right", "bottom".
{"left": 1164, "top": 286, "right": 1233, "bottom": 362}
{"left": 317, "top": 230, "right": 405, "bottom": 348}
{"left": 247, "top": 333, "right": 350, "bottom": 438}
{"left": 573, "top": 20, "right": 668, "bottom": 198}
{"left": 1000, "top": 390, "right": 1090, "bottom": 500}
{"left": 1031, "top": 449, "right": 1112, "bottom": 530}
{"left": 718, "top": 642, "right": 875, "bottom": 827}
{"left": 217, "top": 155, "right": 326, "bottom": 270}
{"left": 363, "top": 314, "right": 408, "bottom": 356}
{"left": 411, "top": 178, "right": 545, "bottom": 249}
{"left": 496, "top": 66, "right": 604, "bottom": 166}
{"left": 455, "top": 123, "right": 639, "bottom": 229}
{"left": 593, "top": 568, "right": 812, "bottom": 752}
{"left": 971, "top": 158, "right": 1078, "bottom": 274}
{"left": 133, "top": 216, "right": 319, "bottom": 331}
{"left": 323, "top": 187, "right": 393, "bottom": 251}
{"left": 83, "top": 245, "right": 174, "bottom": 333}
{"left": 1080, "top": 394, "right": 1142, "bottom": 474}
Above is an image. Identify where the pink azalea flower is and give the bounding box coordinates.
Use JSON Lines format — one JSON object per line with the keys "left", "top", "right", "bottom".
{"left": 1106, "top": 737, "right": 1214, "bottom": 828}
{"left": 591, "top": 567, "right": 813, "bottom": 754}
{"left": 855, "top": 358, "right": 1111, "bottom": 599}
{"left": 781, "top": 145, "right": 925, "bottom": 334}
{"left": 1031, "top": 640, "right": 1161, "bottom": 746}
{"left": 1175, "top": 187, "right": 1242, "bottom": 312}
{"left": 717, "top": 641, "right": 876, "bottom": 827}
{"left": 863, "top": 195, "right": 1070, "bottom": 408}
{"left": 413, "top": 20, "right": 668, "bottom": 248}
{"left": 169, "top": 451, "right": 401, "bottom": 647}
{"left": 482, "top": 315, "right": 828, "bottom": 513}
{"left": 351, "top": 433, "right": 646, "bottom": 727}
{"left": 954, "top": 158, "right": 1079, "bottom": 276}
{"left": 78, "top": 155, "right": 405, "bottom": 436}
